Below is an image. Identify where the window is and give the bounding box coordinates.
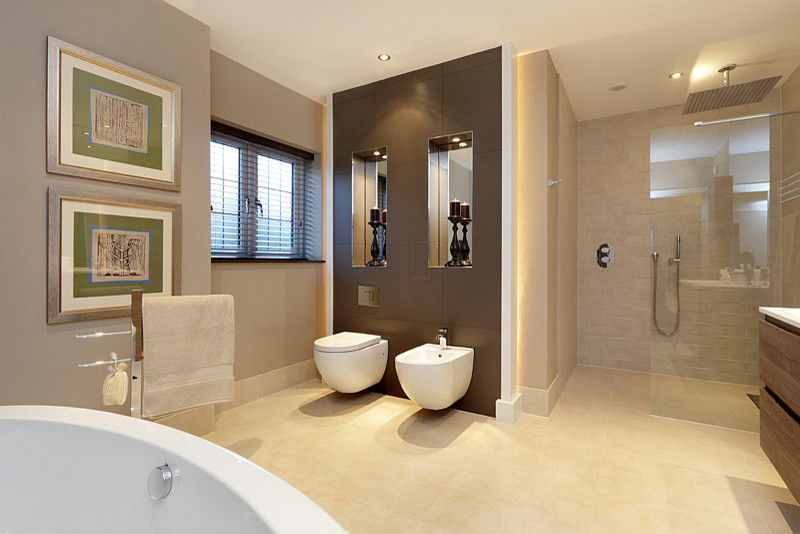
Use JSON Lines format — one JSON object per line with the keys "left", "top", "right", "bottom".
{"left": 210, "top": 122, "right": 315, "bottom": 259}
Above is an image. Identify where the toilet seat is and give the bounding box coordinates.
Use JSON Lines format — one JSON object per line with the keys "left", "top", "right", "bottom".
{"left": 314, "top": 332, "right": 380, "bottom": 353}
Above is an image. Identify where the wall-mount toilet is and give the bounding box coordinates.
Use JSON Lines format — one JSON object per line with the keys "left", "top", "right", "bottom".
{"left": 313, "top": 332, "right": 388, "bottom": 393}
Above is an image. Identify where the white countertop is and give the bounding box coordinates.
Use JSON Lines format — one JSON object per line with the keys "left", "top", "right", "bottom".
{"left": 760, "top": 307, "right": 800, "bottom": 329}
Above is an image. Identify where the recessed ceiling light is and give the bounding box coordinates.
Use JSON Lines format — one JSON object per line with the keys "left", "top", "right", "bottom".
{"left": 378, "top": 53, "right": 390, "bottom": 61}
{"left": 452, "top": 137, "right": 461, "bottom": 142}
{"left": 669, "top": 72, "right": 683, "bottom": 79}
{"left": 381, "top": 155, "right": 388, "bottom": 159}
{"left": 459, "top": 142, "right": 468, "bottom": 147}
{"left": 608, "top": 83, "right": 628, "bottom": 92}
{"left": 373, "top": 150, "right": 381, "bottom": 156}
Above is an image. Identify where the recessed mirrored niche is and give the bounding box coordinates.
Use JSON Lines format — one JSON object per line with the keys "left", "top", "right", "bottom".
{"left": 352, "top": 147, "right": 388, "bottom": 267}
{"left": 428, "top": 132, "right": 473, "bottom": 268}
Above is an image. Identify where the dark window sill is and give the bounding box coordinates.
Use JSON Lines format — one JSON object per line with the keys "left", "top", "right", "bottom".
{"left": 211, "top": 257, "right": 325, "bottom": 264}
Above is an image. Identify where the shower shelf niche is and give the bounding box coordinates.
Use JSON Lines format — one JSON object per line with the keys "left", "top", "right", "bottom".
{"left": 680, "top": 279, "right": 770, "bottom": 290}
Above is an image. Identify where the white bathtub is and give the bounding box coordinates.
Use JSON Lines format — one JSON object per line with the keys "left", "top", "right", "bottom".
{"left": 0, "top": 406, "right": 344, "bottom": 533}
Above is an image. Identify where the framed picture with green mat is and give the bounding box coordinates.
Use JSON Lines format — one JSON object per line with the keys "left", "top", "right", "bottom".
{"left": 47, "top": 37, "right": 181, "bottom": 191}
{"left": 48, "top": 188, "right": 181, "bottom": 324}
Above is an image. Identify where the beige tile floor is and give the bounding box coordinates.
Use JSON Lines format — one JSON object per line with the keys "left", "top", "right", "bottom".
{"left": 651, "top": 374, "right": 761, "bottom": 432}
{"left": 203, "top": 365, "right": 800, "bottom": 533}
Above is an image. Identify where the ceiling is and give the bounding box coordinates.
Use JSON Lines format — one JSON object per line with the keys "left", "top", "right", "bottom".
{"left": 164, "top": 0, "right": 800, "bottom": 121}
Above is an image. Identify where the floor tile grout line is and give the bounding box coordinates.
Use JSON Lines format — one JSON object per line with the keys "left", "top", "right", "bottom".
{"left": 201, "top": 369, "right": 796, "bottom": 533}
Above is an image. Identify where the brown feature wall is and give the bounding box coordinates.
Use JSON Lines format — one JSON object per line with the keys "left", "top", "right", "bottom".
{"left": 332, "top": 48, "right": 502, "bottom": 416}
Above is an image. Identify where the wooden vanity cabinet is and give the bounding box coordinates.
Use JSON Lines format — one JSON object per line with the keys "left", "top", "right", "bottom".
{"left": 759, "top": 318, "right": 800, "bottom": 503}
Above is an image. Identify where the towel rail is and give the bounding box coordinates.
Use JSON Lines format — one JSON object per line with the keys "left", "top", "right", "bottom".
{"left": 78, "top": 358, "right": 131, "bottom": 368}
{"left": 130, "top": 289, "right": 144, "bottom": 418}
{"left": 74, "top": 289, "right": 144, "bottom": 419}
{"left": 131, "top": 289, "right": 143, "bottom": 362}
{"left": 76, "top": 330, "right": 132, "bottom": 339}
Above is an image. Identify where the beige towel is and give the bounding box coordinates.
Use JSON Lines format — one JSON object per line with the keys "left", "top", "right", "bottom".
{"left": 141, "top": 295, "right": 234, "bottom": 418}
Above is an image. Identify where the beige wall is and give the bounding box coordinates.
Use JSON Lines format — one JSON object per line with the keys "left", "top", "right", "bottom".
{"left": 0, "top": 0, "right": 210, "bottom": 411}
{"left": 211, "top": 263, "right": 324, "bottom": 379}
{"left": 516, "top": 50, "right": 578, "bottom": 413}
{"left": 557, "top": 79, "right": 578, "bottom": 390}
{"left": 517, "top": 50, "right": 557, "bottom": 395}
{"left": 781, "top": 65, "right": 800, "bottom": 307}
{"left": 577, "top": 91, "right": 782, "bottom": 374}
{"left": 209, "top": 52, "right": 326, "bottom": 381}
{"left": 577, "top": 108, "right": 655, "bottom": 372}
{"left": 210, "top": 51, "right": 323, "bottom": 153}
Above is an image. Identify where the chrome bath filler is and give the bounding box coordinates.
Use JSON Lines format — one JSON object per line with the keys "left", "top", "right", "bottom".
{"left": 652, "top": 235, "right": 681, "bottom": 336}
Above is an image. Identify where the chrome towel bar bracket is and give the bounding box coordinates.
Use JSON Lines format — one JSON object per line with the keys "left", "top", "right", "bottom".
{"left": 78, "top": 357, "right": 131, "bottom": 368}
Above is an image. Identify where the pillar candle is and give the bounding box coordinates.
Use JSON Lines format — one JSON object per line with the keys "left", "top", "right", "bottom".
{"left": 460, "top": 202, "right": 470, "bottom": 219}
{"left": 369, "top": 207, "right": 380, "bottom": 224}
{"left": 449, "top": 199, "right": 461, "bottom": 218}
{"left": 381, "top": 209, "right": 387, "bottom": 224}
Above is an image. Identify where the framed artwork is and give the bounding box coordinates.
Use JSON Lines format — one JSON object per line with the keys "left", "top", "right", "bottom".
{"left": 47, "top": 36, "right": 181, "bottom": 191}
{"left": 47, "top": 188, "right": 181, "bottom": 324}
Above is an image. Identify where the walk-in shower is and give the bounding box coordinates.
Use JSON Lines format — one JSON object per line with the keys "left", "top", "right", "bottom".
{"left": 649, "top": 114, "right": 781, "bottom": 432}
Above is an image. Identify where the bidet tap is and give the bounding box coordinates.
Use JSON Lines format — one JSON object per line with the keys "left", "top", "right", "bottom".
{"left": 436, "top": 328, "right": 448, "bottom": 349}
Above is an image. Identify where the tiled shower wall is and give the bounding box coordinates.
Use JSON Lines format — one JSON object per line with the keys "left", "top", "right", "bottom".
{"left": 577, "top": 93, "right": 782, "bottom": 375}
{"left": 650, "top": 281, "right": 767, "bottom": 385}
{"left": 649, "top": 186, "right": 776, "bottom": 385}
{"left": 577, "top": 109, "right": 655, "bottom": 371}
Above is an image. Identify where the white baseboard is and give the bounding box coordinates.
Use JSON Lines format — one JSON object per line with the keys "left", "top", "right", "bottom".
{"left": 215, "top": 358, "right": 319, "bottom": 415}
{"left": 518, "top": 374, "right": 561, "bottom": 416}
{"left": 496, "top": 393, "right": 522, "bottom": 423}
{"left": 151, "top": 404, "right": 215, "bottom": 437}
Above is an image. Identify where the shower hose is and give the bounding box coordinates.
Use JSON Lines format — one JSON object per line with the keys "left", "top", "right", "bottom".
{"left": 652, "top": 239, "right": 680, "bottom": 336}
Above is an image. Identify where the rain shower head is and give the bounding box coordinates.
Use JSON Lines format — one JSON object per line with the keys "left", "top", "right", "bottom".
{"left": 683, "top": 64, "right": 781, "bottom": 114}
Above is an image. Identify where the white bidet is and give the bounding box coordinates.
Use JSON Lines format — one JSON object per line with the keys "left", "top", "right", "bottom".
{"left": 395, "top": 343, "right": 474, "bottom": 410}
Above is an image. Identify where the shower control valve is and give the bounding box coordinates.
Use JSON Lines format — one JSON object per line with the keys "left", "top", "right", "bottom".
{"left": 597, "top": 243, "right": 615, "bottom": 268}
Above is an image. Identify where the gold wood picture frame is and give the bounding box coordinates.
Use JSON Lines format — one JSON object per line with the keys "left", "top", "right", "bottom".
{"left": 47, "top": 188, "right": 181, "bottom": 324}
{"left": 47, "top": 36, "right": 181, "bottom": 191}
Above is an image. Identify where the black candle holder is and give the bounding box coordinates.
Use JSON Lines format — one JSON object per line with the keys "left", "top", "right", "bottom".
{"left": 459, "top": 218, "right": 471, "bottom": 266}
{"left": 445, "top": 215, "right": 462, "bottom": 267}
{"left": 367, "top": 221, "right": 386, "bottom": 266}
{"left": 380, "top": 223, "right": 387, "bottom": 263}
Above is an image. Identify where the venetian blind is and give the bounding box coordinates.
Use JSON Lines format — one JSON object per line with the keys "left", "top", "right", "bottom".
{"left": 210, "top": 123, "right": 315, "bottom": 259}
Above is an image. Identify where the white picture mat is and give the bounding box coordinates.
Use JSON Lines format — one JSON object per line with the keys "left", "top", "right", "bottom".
{"left": 60, "top": 199, "right": 173, "bottom": 313}
{"left": 58, "top": 51, "right": 174, "bottom": 183}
